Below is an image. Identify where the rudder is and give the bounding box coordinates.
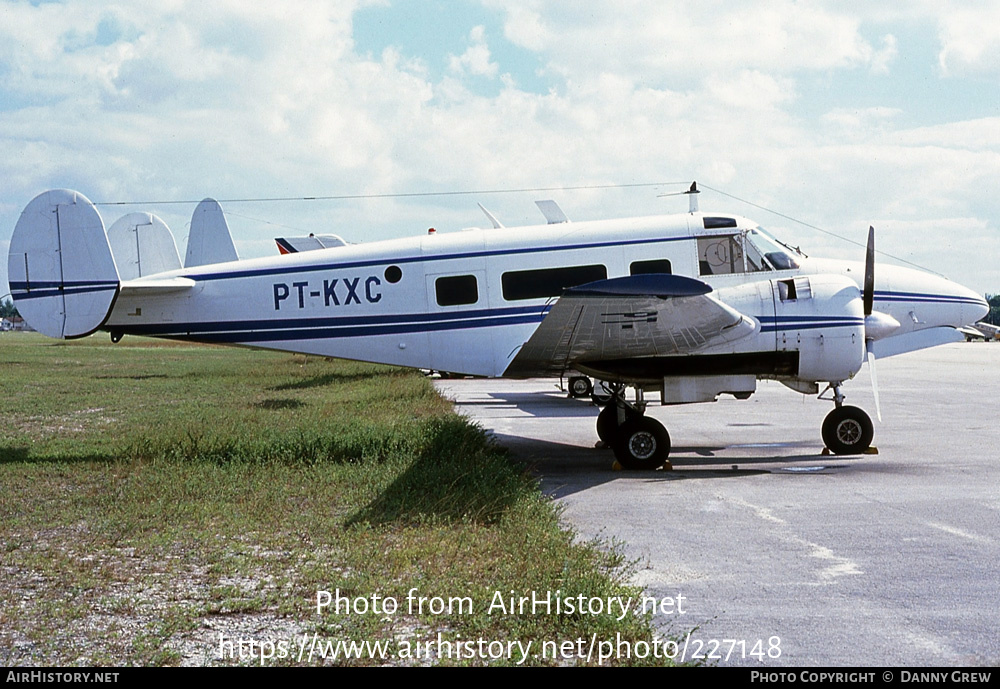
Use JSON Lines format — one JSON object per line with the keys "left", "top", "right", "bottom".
{"left": 185, "top": 198, "right": 238, "bottom": 268}
{"left": 7, "top": 190, "right": 120, "bottom": 338}
{"left": 107, "top": 212, "right": 182, "bottom": 280}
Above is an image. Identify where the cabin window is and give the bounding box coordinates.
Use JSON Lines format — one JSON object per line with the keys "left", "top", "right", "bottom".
{"left": 435, "top": 275, "right": 479, "bottom": 306}
{"left": 630, "top": 259, "right": 672, "bottom": 275}
{"left": 384, "top": 265, "right": 403, "bottom": 283}
{"left": 502, "top": 264, "right": 607, "bottom": 301}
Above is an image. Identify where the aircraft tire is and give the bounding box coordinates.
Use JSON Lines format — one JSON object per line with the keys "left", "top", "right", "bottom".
{"left": 821, "top": 405, "right": 874, "bottom": 455}
{"left": 596, "top": 405, "right": 618, "bottom": 444}
{"left": 596, "top": 404, "right": 640, "bottom": 445}
{"left": 613, "top": 416, "right": 671, "bottom": 470}
{"left": 569, "top": 376, "right": 593, "bottom": 398}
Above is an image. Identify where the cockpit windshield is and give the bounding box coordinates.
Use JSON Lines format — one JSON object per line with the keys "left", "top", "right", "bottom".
{"left": 746, "top": 227, "right": 800, "bottom": 270}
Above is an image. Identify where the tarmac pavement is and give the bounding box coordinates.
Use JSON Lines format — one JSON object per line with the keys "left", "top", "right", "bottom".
{"left": 435, "top": 342, "right": 1000, "bottom": 666}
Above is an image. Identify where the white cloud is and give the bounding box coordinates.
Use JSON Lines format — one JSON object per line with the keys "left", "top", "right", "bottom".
{"left": 498, "top": 4, "right": 548, "bottom": 52}
{"left": 892, "top": 117, "right": 1000, "bottom": 150}
{"left": 1, "top": 1, "right": 999, "bottom": 299}
{"left": 448, "top": 25, "right": 499, "bottom": 78}
{"left": 703, "top": 70, "right": 795, "bottom": 109}
{"left": 937, "top": 7, "right": 1000, "bottom": 78}
{"left": 821, "top": 106, "right": 902, "bottom": 133}
{"left": 489, "top": 0, "right": 881, "bottom": 87}
{"left": 869, "top": 34, "right": 898, "bottom": 74}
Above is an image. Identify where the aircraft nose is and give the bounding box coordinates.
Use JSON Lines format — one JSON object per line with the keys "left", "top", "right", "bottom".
{"left": 881, "top": 265, "right": 988, "bottom": 329}
{"left": 966, "top": 289, "right": 990, "bottom": 325}
{"left": 939, "top": 279, "right": 988, "bottom": 327}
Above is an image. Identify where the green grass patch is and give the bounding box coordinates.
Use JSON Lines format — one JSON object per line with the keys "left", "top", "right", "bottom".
{"left": 0, "top": 333, "right": 672, "bottom": 666}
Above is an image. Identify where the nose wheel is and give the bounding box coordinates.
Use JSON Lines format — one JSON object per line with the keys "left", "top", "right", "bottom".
{"left": 820, "top": 383, "right": 874, "bottom": 455}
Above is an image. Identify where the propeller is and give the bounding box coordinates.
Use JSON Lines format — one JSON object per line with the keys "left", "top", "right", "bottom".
{"left": 863, "top": 225, "right": 882, "bottom": 422}
{"left": 863, "top": 226, "right": 875, "bottom": 318}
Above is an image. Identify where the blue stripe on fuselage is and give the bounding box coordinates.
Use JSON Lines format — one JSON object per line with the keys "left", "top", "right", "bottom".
{"left": 116, "top": 307, "right": 869, "bottom": 344}
{"left": 873, "top": 290, "right": 984, "bottom": 306}
{"left": 126, "top": 310, "right": 548, "bottom": 344}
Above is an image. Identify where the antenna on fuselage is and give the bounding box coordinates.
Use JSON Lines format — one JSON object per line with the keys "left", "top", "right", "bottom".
{"left": 477, "top": 203, "right": 505, "bottom": 229}
{"left": 657, "top": 181, "right": 700, "bottom": 213}
{"left": 685, "top": 181, "right": 699, "bottom": 213}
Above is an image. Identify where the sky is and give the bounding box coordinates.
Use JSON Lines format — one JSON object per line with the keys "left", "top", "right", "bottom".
{"left": 2, "top": 0, "right": 999, "bottom": 298}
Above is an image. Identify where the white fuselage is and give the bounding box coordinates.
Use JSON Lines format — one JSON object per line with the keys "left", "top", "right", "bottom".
{"left": 106, "top": 211, "right": 987, "bottom": 384}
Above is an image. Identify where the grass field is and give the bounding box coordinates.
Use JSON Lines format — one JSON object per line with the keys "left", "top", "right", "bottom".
{"left": 0, "top": 333, "right": 671, "bottom": 666}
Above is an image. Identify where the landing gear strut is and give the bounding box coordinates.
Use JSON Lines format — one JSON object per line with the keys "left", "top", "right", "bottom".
{"left": 820, "top": 383, "right": 874, "bottom": 455}
{"left": 595, "top": 385, "right": 672, "bottom": 470}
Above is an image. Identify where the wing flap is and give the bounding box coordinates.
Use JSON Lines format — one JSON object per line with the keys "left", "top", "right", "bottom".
{"left": 505, "top": 274, "right": 757, "bottom": 377}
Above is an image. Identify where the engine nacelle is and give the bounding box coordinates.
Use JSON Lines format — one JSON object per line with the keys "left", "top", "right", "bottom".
{"left": 771, "top": 274, "right": 865, "bottom": 383}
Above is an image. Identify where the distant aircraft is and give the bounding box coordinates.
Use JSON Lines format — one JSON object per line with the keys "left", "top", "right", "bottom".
{"left": 959, "top": 321, "right": 999, "bottom": 342}
{"left": 7, "top": 186, "right": 988, "bottom": 469}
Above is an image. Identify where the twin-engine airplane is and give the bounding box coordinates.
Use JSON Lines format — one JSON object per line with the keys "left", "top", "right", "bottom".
{"left": 7, "top": 187, "right": 988, "bottom": 470}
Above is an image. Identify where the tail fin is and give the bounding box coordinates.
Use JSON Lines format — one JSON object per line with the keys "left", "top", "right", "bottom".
{"left": 184, "top": 198, "right": 238, "bottom": 267}
{"left": 107, "top": 212, "right": 182, "bottom": 280}
{"left": 7, "top": 190, "right": 120, "bottom": 338}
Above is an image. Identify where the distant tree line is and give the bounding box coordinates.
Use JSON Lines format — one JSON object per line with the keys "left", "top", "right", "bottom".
{"left": 1, "top": 298, "right": 19, "bottom": 319}
{"left": 987, "top": 294, "right": 1000, "bottom": 326}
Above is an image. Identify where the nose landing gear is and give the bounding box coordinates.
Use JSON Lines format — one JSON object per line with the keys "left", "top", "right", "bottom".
{"left": 820, "top": 383, "right": 874, "bottom": 455}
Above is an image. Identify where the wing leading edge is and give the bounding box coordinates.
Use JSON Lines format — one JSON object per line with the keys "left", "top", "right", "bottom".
{"left": 504, "top": 274, "right": 757, "bottom": 378}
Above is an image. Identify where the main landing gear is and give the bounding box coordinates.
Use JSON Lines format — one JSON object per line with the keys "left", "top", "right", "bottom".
{"left": 594, "top": 384, "right": 672, "bottom": 471}
{"left": 820, "top": 383, "right": 874, "bottom": 455}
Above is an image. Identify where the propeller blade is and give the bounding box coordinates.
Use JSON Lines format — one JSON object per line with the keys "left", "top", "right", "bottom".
{"left": 863, "top": 225, "right": 875, "bottom": 316}
{"left": 867, "top": 346, "right": 882, "bottom": 423}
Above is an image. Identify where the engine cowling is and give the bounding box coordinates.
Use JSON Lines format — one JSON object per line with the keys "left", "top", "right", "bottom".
{"left": 770, "top": 274, "right": 865, "bottom": 384}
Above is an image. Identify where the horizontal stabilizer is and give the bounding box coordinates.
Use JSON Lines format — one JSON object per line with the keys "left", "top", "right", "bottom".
{"left": 107, "top": 212, "right": 182, "bottom": 280}
{"left": 119, "top": 277, "right": 196, "bottom": 295}
{"left": 7, "top": 190, "right": 120, "bottom": 338}
{"left": 185, "top": 198, "right": 238, "bottom": 267}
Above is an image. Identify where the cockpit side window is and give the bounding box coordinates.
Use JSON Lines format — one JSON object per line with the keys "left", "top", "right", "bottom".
{"left": 743, "top": 236, "right": 770, "bottom": 272}
{"left": 697, "top": 233, "right": 773, "bottom": 275}
{"left": 698, "top": 235, "right": 744, "bottom": 275}
{"left": 747, "top": 227, "right": 800, "bottom": 270}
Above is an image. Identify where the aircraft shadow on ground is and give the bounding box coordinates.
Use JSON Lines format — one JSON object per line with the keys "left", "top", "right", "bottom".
{"left": 487, "top": 432, "right": 859, "bottom": 499}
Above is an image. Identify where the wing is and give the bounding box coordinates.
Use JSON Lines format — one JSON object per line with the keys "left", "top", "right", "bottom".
{"left": 504, "top": 274, "right": 757, "bottom": 378}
